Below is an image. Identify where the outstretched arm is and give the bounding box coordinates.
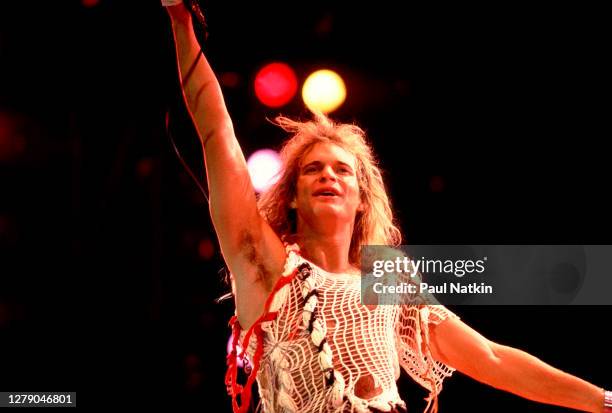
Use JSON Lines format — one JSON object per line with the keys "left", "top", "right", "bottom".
{"left": 164, "top": 2, "right": 285, "bottom": 329}
{"left": 429, "top": 316, "right": 606, "bottom": 412}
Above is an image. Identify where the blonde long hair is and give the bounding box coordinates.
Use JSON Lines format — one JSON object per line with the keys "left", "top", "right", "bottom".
{"left": 258, "top": 112, "right": 401, "bottom": 265}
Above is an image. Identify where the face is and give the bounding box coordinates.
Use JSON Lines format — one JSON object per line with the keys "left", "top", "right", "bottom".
{"left": 293, "top": 142, "right": 363, "bottom": 226}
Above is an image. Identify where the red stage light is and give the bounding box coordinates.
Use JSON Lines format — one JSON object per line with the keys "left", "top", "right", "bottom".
{"left": 254, "top": 62, "right": 298, "bottom": 108}
{"left": 197, "top": 238, "right": 215, "bottom": 260}
{"left": 81, "top": 0, "right": 100, "bottom": 7}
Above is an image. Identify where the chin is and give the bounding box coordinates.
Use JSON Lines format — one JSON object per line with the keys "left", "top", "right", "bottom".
{"left": 312, "top": 204, "right": 353, "bottom": 221}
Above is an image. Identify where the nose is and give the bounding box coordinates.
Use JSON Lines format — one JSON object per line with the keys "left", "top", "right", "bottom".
{"left": 319, "top": 165, "right": 337, "bottom": 182}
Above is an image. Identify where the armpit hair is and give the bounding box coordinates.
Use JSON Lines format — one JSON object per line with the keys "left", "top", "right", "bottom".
{"left": 239, "top": 229, "right": 271, "bottom": 284}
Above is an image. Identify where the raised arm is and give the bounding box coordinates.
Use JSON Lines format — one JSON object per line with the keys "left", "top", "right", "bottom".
{"left": 429, "top": 316, "right": 606, "bottom": 412}
{"left": 164, "top": 3, "right": 285, "bottom": 329}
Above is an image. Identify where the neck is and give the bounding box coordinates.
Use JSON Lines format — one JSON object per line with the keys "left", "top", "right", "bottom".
{"left": 296, "top": 222, "right": 356, "bottom": 274}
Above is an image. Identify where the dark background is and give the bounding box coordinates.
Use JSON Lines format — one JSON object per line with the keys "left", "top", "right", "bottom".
{"left": 0, "top": 1, "right": 609, "bottom": 411}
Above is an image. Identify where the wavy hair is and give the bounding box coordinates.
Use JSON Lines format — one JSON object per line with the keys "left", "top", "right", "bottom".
{"left": 258, "top": 111, "right": 401, "bottom": 265}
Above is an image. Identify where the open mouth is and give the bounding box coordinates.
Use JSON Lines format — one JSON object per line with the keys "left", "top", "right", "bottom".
{"left": 313, "top": 188, "right": 341, "bottom": 198}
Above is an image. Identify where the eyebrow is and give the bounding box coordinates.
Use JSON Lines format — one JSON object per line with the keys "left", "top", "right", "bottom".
{"left": 301, "top": 160, "right": 354, "bottom": 170}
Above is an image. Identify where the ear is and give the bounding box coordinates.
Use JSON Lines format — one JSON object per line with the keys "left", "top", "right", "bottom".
{"left": 357, "top": 201, "right": 365, "bottom": 213}
{"left": 290, "top": 198, "right": 297, "bottom": 209}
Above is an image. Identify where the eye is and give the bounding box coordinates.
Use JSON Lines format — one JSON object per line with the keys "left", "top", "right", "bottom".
{"left": 337, "top": 166, "right": 352, "bottom": 175}
{"left": 303, "top": 165, "right": 318, "bottom": 174}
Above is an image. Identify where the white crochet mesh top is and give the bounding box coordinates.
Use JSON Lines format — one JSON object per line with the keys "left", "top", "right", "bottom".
{"left": 231, "top": 245, "right": 458, "bottom": 413}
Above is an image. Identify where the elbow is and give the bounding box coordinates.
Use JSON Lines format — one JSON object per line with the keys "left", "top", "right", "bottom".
{"left": 475, "top": 341, "right": 506, "bottom": 389}
{"left": 488, "top": 341, "right": 503, "bottom": 363}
